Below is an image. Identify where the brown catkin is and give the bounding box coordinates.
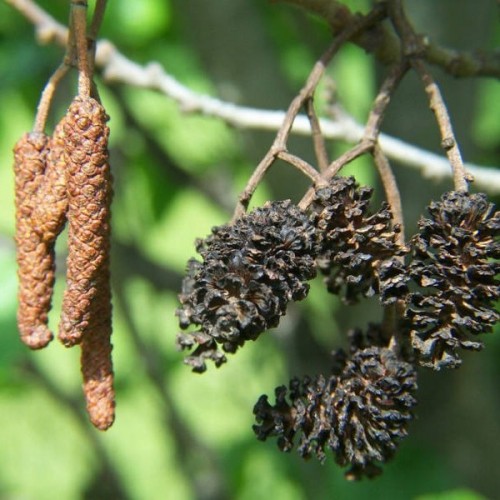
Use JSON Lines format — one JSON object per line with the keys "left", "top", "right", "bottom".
{"left": 32, "top": 120, "right": 69, "bottom": 240}
{"left": 81, "top": 277, "right": 115, "bottom": 429}
{"left": 57, "top": 95, "right": 115, "bottom": 429}
{"left": 58, "top": 96, "right": 113, "bottom": 347}
{"left": 14, "top": 132, "right": 54, "bottom": 349}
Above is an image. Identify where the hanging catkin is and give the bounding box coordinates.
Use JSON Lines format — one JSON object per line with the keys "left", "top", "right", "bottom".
{"left": 58, "top": 96, "right": 113, "bottom": 346}
{"left": 58, "top": 95, "right": 115, "bottom": 428}
{"left": 14, "top": 121, "right": 70, "bottom": 349}
{"left": 32, "top": 121, "right": 69, "bottom": 241}
{"left": 14, "top": 133, "right": 53, "bottom": 348}
{"left": 81, "top": 276, "right": 115, "bottom": 429}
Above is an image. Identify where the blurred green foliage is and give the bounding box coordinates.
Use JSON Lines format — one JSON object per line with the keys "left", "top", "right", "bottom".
{"left": 0, "top": 0, "right": 499, "bottom": 499}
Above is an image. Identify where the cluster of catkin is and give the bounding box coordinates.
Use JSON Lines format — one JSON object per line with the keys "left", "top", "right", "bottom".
{"left": 13, "top": 96, "right": 115, "bottom": 431}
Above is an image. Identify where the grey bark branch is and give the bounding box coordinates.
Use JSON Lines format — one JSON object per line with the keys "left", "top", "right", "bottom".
{"left": 7, "top": 0, "right": 500, "bottom": 193}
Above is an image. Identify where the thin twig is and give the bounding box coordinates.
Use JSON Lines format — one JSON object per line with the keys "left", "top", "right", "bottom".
{"left": 88, "top": 0, "right": 107, "bottom": 40}
{"left": 33, "top": 63, "right": 70, "bottom": 133}
{"left": 384, "top": 302, "right": 409, "bottom": 358}
{"left": 32, "top": 0, "right": 80, "bottom": 133}
{"left": 388, "top": 0, "right": 470, "bottom": 192}
{"left": 305, "top": 97, "right": 329, "bottom": 172}
{"left": 233, "top": 32, "right": 342, "bottom": 220}
{"left": 363, "top": 61, "right": 407, "bottom": 242}
{"left": 363, "top": 61, "right": 409, "bottom": 144}
{"left": 373, "top": 144, "right": 405, "bottom": 243}
{"left": 274, "top": 13, "right": 365, "bottom": 143}
{"left": 277, "top": 151, "right": 328, "bottom": 186}
{"left": 299, "top": 61, "right": 408, "bottom": 210}
{"left": 71, "top": 0, "right": 91, "bottom": 98}
{"left": 386, "top": 0, "right": 422, "bottom": 57}
{"left": 87, "top": 0, "right": 107, "bottom": 77}
{"left": 412, "top": 60, "right": 470, "bottom": 192}
{"left": 233, "top": 152, "right": 276, "bottom": 220}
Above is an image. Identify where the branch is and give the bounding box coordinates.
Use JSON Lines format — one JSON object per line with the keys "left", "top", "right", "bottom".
{"left": 6, "top": 0, "right": 68, "bottom": 45}
{"left": 300, "top": 60, "right": 407, "bottom": 210}
{"left": 305, "top": 96, "right": 329, "bottom": 172}
{"left": 275, "top": 0, "right": 500, "bottom": 79}
{"left": 7, "top": 0, "right": 500, "bottom": 194}
{"left": 373, "top": 144, "right": 404, "bottom": 243}
{"left": 298, "top": 142, "right": 370, "bottom": 210}
{"left": 71, "top": 0, "right": 92, "bottom": 97}
{"left": 388, "top": 0, "right": 470, "bottom": 192}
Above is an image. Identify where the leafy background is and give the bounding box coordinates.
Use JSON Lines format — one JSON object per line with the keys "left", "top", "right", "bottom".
{"left": 0, "top": 0, "right": 499, "bottom": 498}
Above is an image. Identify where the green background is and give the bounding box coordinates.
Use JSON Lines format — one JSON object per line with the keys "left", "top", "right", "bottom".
{"left": 0, "top": 0, "right": 499, "bottom": 498}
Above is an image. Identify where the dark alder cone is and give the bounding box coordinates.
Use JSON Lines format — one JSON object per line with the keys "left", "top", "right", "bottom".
{"left": 176, "top": 200, "right": 318, "bottom": 372}
{"left": 407, "top": 191, "right": 500, "bottom": 370}
{"left": 333, "top": 346, "right": 417, "bottom": 479}
{"left": 310, "top": 177, "right": 408, "bottom": 305}
{"left": 253, "top": 346, "right": 417, "bottom": 480}
{"left": 58, "top": 96, "right": 113, "bottom": 349}
{"left": 253, "top": 374, "right": 339, "bottom": 461}
{"left": 14, "top": 128, "right": 68, "bottom": 349}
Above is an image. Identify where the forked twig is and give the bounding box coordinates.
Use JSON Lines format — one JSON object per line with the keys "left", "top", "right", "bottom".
{"left": 32, "top": 0, "right": 109, "bottom": 132}
{"left": 299, "top": 61, "right": 408, "bottom": 209}
{"left": 232, "top": 4, "right": 387, "bottom": 220}
{"left": 277, "top": 151, "right": 328, "bottom": 186}
{"left": 298, "top": 142, "right": 371, "bottom": 209}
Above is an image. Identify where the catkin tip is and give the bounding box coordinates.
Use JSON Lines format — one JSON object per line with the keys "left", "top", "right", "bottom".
{"left": 20, "top": 324, "right": 54, "bottom": 350}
